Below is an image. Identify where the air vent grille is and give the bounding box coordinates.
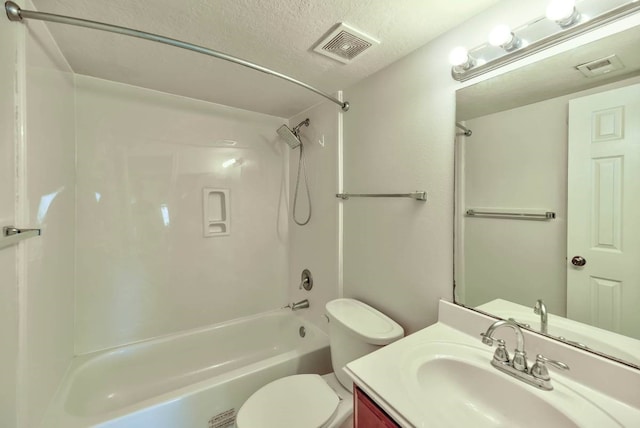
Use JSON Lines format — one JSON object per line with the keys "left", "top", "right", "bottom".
{"left": 576, "top": 54, "right": 625, "bottom": 77}
{"left": 313, "top": 23, "right": 379, "bottom": 64}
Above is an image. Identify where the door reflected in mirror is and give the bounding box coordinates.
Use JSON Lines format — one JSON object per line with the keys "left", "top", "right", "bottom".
{"left": 454, "top": 23, "right": 640, "bottom": 368}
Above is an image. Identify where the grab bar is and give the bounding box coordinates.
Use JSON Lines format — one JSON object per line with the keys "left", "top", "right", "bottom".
{"left": 1, "top": 226, "right": 41, "bottom": 250}
{"left": 336, "top": 191, "right": 427, "bottom": 201}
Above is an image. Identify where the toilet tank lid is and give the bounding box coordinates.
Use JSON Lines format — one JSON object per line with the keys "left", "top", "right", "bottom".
{"left": 325, "top": 299, "right": 404, "bottom": 345}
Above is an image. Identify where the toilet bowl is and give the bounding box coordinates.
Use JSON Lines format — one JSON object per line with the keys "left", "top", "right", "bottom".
{"left": 236, "top": 298, "right": 404, "bottom": 428}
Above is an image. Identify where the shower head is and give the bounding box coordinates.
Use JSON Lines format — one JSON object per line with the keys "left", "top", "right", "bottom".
{"left": 277, "top": 124, "right": 301, "bottom": 149}
{"left": 277, "top": 118, "right": 310, "bottom": 149}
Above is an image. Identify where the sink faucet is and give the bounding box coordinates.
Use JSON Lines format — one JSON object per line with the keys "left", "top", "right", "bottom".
{"left": 481, "top": 319, "right": 528, "bottom": 371}
{"left": 533, "top": 299, "right": 548, "bottom": 334}
{"left": 481, "top": 319, "right": 569, "bottom": 390}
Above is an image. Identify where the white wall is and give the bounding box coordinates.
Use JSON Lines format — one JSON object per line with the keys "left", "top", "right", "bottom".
{"left": 74, "top": 76, "right": 289, "bottom": 353}
{"left": 342, "top": 0, "right": 640, "bottom": 334}
{"left": 288, "top": 98, "right": 342, "bottom": 333}
{"left": 342, "top": 0, "right": 562, "bottom": 334}
{"left": 0, "top": 2, "right": 76, "bottom": 426}
{"left": 21, "top": 10, "right": 77, "bottom": 427}
{"left": 0, "top": 3, "right": 23, "bottom": 426}
{"left": 463, "top": 98, "right": 568, "bottom": 314}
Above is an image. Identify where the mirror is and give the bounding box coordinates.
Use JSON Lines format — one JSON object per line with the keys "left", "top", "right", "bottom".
{"left": 454, "top": 23, "right": 640, "bottom": 368}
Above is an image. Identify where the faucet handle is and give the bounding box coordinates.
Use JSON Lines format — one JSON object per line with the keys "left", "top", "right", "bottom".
{"left": 492, "top": 339, "right": 510, "bottom": 363}
{"left": 530, "top": 354, "right": 569, "bottom": 381}
{"left": 299, "top": 269, "right": 313, "bottom": 290}
{"left": 481, "top": 335, "right": 510, "bottom": 364}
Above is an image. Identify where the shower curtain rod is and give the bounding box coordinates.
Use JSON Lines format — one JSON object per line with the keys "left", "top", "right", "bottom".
{"left": 4, "top": 1, "right": 350, "bottom": 112}
{"left": 455, "top": 123, "right": 472, "bottom": 137}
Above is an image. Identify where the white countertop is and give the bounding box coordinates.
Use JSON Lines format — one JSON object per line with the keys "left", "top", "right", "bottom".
{"left": 345, "top": 302, "right": 640, "bottom": 427}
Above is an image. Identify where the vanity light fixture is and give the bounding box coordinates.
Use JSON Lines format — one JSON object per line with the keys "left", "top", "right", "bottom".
{"left": 450, "top": 0, "right": 640, "bottom": 82}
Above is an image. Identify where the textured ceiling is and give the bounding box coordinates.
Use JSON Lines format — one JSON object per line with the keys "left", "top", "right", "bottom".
{"left": 30, "top": 0, "right": 499, "bottom": 118}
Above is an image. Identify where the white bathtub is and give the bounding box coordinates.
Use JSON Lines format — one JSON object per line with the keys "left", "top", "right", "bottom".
{"left": 42, "top": 310, "right": 331, "bottom": 428}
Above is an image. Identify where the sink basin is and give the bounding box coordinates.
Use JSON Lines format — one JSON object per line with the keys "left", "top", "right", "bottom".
{"left": 400, "top": 342, "right": 621, "bottom": 427}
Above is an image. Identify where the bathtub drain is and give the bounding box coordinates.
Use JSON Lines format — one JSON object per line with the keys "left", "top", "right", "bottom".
{"left": 208, "top": 408, "right": 235, "bottom": 428}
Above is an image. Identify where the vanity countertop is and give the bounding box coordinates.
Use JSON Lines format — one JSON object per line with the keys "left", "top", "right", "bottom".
{"left": 345, "top": 302, "right": 640, "bottom": 427}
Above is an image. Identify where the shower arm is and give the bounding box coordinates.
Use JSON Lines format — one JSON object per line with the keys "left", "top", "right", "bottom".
{"left": 4, "top": 1, "right": 350, "bottom": 112}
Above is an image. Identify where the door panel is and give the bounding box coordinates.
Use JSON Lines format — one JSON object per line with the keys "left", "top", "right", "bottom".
{"left": 567, "top": 83, "right": 640, "bottom": 340}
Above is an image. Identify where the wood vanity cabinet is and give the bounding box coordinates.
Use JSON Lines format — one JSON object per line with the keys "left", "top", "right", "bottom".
{"left": 354, "top": 385, "right": 400, "bottom": 428}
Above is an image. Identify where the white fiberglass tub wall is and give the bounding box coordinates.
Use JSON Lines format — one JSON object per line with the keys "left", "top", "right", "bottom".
{"left": 43, "top": 310, "right": 330, "bottom": 427}
{"left": 74, "top": 76, "right": 290, "bottom": 353}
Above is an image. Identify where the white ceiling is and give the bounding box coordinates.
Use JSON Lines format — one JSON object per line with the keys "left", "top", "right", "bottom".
{"left": 31, "top": 0, "right": 499, "bottom": 118}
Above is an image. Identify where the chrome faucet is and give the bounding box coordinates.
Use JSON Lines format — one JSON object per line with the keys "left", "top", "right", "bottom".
{"left": 481, "top": 319, "right": 528, "bottom": 371}
{"left": 481, "top": 319, "right": 569, "bottom": 391}
{"left": 534, "top": 299, "right": 548, "bottom": 334}
{"left": 288, "top": 299, "right": 310, "bottom": 311}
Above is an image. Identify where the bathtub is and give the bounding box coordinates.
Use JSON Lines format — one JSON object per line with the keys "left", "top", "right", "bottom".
{"left": 42, "top": 310, "right": 331, "bottom": 428}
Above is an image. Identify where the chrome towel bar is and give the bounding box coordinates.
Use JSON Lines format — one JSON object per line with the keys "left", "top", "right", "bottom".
{"left": 336, "top": 191, "right": 427, "bottom": 201}
{"left": 465, "top": 209, "right": 556, "bottom": 220}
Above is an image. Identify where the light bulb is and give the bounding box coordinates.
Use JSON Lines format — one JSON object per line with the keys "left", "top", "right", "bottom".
{"left": 449, "top": 47, "right": 470, "bottom": 67}
{"left": 488, "top": 25, "right": 521, "bottom": 51}
{"left": 489, "top": 25, "right": 513, "bottom": 47}
{"left": 546, "top": 0, "right": 575, "bottom": 20}
{"left": 546, "top": 0, "right": 580, "bottom": 27}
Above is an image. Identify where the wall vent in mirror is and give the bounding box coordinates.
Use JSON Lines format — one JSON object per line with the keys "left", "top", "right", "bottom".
{"left": 449, "top": 0, "right": 640, "bottom": 82}
{"left": 576, "top": 54, "right": 625, "bottom": 77}
{"left": 203, "top": 188, "right": 230, "bottom": 237}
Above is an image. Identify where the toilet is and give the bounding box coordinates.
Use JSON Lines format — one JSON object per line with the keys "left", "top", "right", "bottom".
{"left": 236, "top": 298, "right": 404, "bottom": 428}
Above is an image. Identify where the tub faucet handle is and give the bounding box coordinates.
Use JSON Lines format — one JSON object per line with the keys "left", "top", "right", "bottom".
{"left": 299, "top": 269, "right": 313, "bottom": 291}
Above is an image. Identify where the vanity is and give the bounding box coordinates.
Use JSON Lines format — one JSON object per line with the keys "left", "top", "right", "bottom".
{"left": 346, "top": 301, "right": 640, "bottom": 427}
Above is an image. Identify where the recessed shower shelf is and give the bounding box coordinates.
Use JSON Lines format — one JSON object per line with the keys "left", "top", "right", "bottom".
{"left": 203, "top": 188, "right": 230, "bottom": 237}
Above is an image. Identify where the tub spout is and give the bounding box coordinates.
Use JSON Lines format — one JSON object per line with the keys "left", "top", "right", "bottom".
{"left": 290, "top": 299, "right": 310, "bottom": 311}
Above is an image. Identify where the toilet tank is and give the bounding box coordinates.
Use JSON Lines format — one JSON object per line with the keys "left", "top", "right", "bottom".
{"left": 325, "top": 299, "right": 404, "bottom": 389}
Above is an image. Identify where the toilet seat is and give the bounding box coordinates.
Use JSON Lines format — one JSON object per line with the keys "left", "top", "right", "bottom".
{"left": 236, "top": 374, "right": 340, "bottom": 428}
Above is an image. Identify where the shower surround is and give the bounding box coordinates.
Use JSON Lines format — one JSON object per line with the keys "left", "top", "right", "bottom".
{"left": 3, "top": 3, "right": 343, "bottom": 425}
{"left": 74, "top": 76, "right": 290, "bottom": 353}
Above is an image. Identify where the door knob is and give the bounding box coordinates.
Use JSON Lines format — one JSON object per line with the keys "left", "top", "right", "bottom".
{"left": 571, "top": 256, "right": 586, "bottom": 267}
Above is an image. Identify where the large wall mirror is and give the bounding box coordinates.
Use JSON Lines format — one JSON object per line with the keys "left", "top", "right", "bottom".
{"left": 454, "top": 23, "right": 640, "bottom": 368}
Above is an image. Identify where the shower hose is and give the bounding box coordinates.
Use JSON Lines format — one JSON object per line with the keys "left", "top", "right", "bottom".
{"left": 293, "top": 143, "right": 312, "bottom": 226}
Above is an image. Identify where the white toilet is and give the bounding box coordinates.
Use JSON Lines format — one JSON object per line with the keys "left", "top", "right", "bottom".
{"left": 236, "top": 298, "right": 404, "bottom": 428}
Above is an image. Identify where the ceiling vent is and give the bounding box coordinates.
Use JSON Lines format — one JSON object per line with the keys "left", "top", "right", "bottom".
{"left": 313, "top": 23, "right": 379, "bottom": 64}
{"left": 576, "top": 54, "right": 625, "bottom": 77}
